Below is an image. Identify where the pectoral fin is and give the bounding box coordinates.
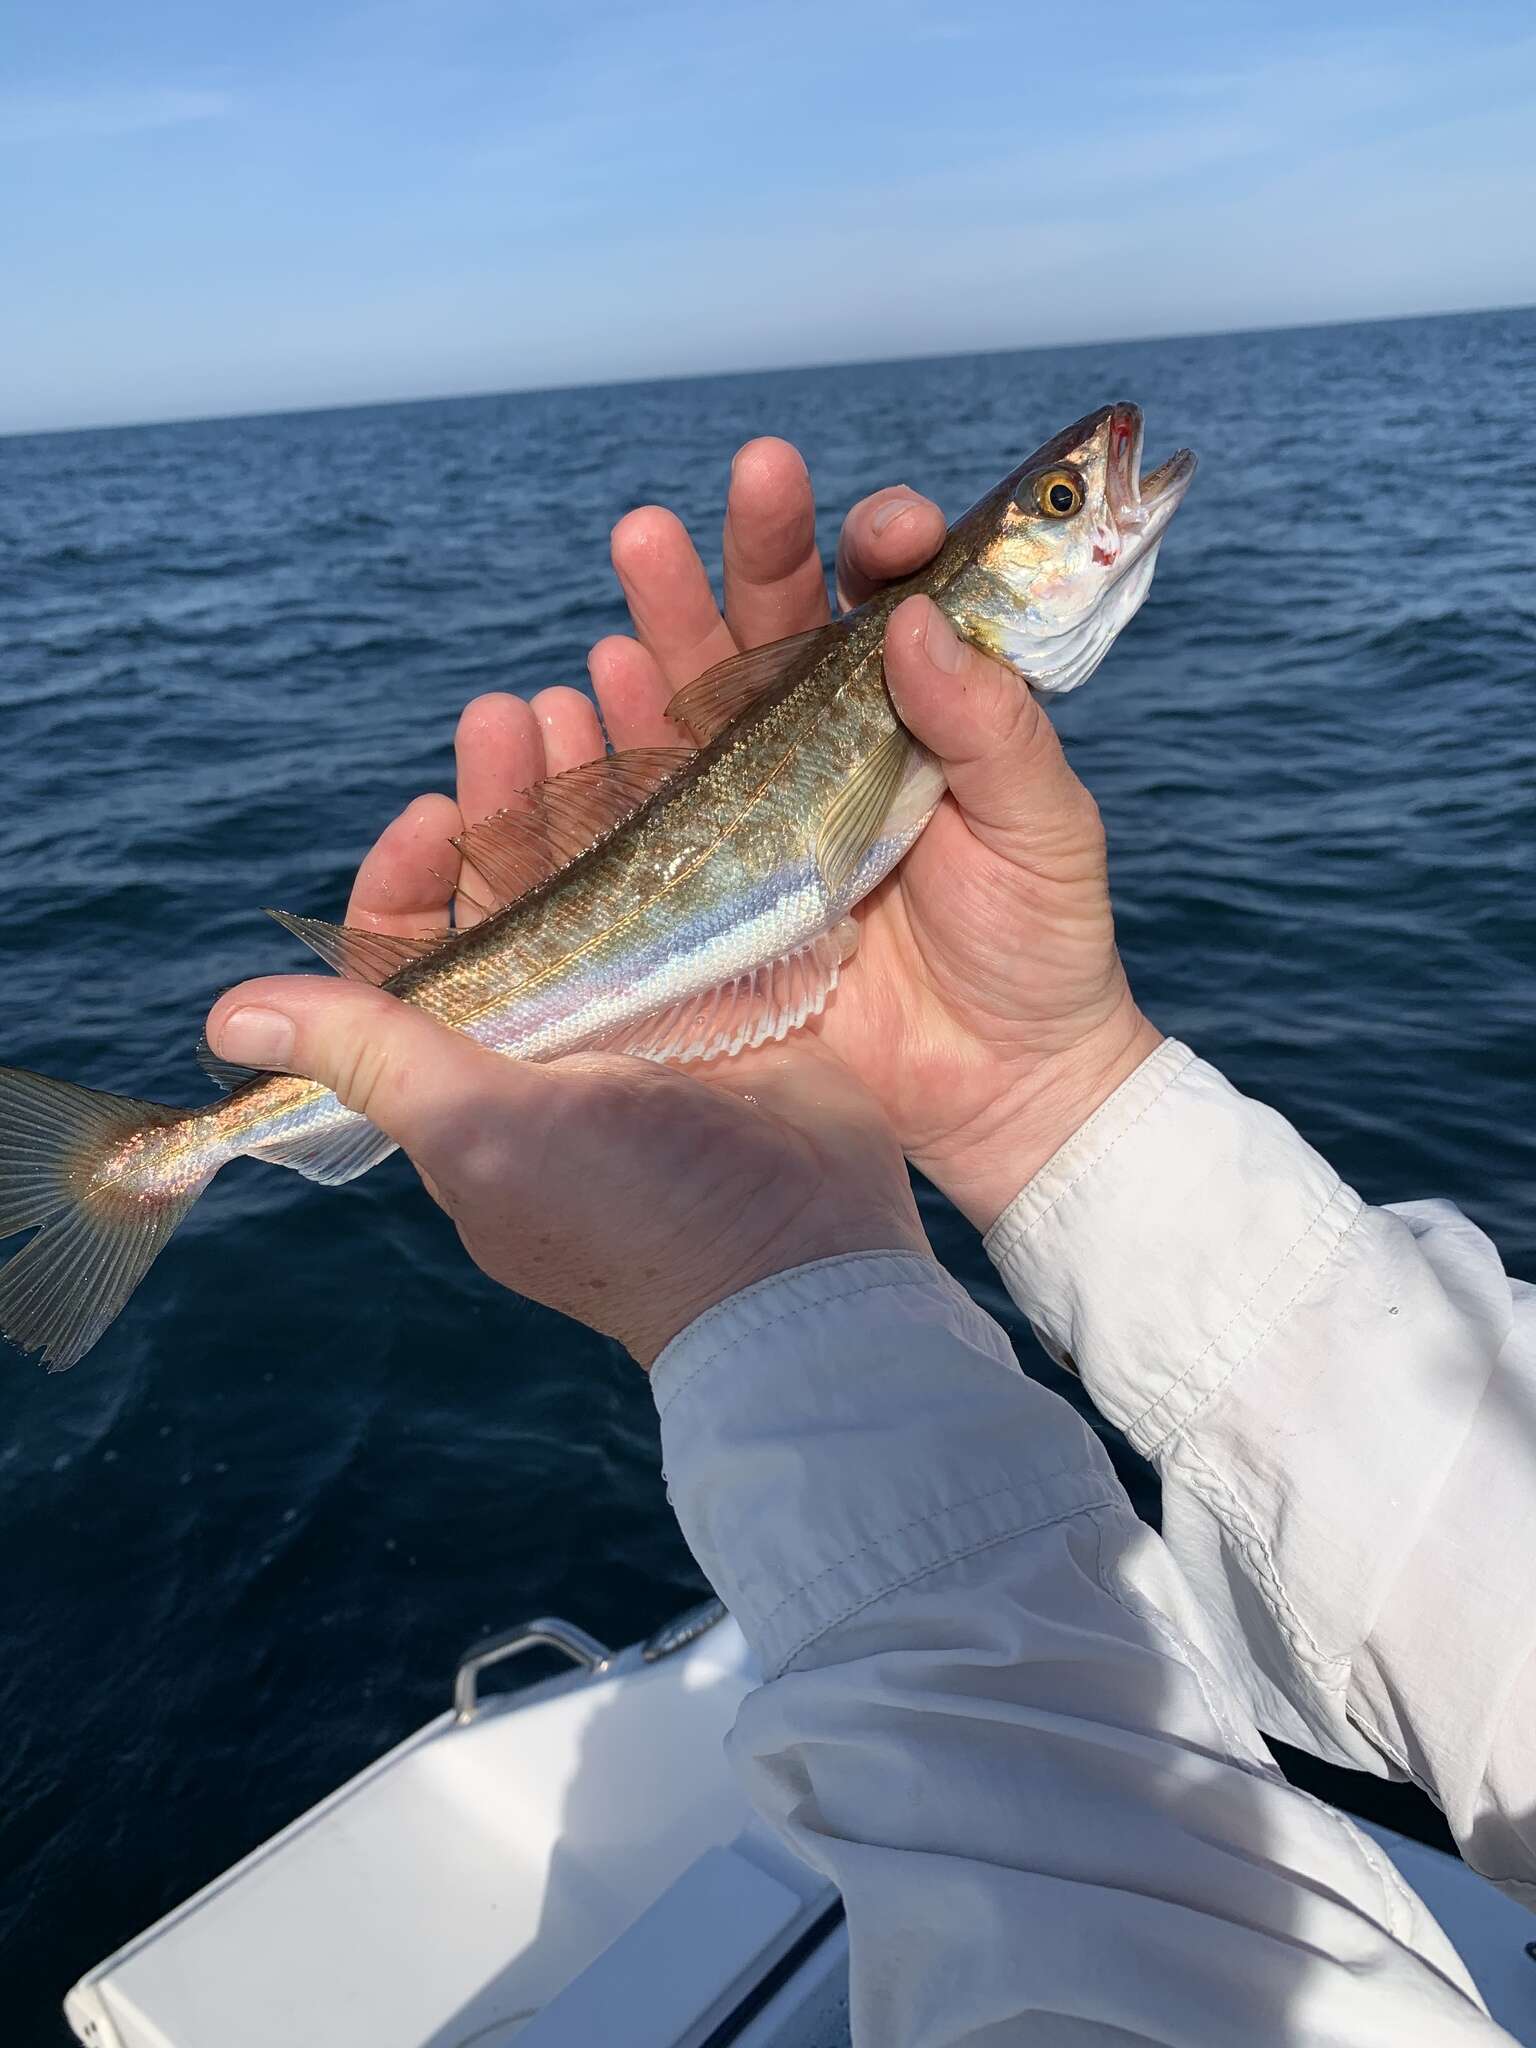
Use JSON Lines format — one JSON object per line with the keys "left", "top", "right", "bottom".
{"left": 814, "top": 725, "right": 913, "bottom": 900}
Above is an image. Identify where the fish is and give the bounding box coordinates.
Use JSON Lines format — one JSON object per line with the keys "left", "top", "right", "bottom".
{"left": 0, "top": 402, "right": 1194, "bottom": 1371}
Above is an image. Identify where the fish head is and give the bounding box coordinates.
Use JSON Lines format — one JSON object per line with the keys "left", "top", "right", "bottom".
{"left": 943, "top": 402, "right": 1195, "bottom": 697}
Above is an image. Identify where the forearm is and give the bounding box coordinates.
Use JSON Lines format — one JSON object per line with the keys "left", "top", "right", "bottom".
{"left": 985, "top": 1037, "right": 1536, "bottom": 1895}
{"left": 654, "top": 1253, "right": 1504, "bottom": 2045}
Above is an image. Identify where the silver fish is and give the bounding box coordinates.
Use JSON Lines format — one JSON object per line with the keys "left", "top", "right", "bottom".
{"left": 0, "top": 402, "right": 1193, "bottom": 1369}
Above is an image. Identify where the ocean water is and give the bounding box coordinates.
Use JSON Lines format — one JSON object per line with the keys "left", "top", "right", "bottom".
{"left": 2, "top": 306, "right": 1534, "bottom": 2034}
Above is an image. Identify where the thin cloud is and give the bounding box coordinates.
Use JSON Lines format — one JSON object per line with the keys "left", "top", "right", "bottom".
{"left": 0, "top": 87, "right": 231, "bottom": 147}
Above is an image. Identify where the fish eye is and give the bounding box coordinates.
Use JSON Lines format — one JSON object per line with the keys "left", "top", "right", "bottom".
{"left": 1034, "top": 470, "right": 1084, "bottom": 519}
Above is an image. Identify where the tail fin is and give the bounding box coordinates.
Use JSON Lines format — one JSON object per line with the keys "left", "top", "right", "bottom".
{"left": 0, "top": 1067, "right": 212, "bottom": 1373}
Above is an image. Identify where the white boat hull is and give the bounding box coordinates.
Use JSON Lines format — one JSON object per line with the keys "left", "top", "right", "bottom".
{"left": 65, "top": 1606, "right": 1536, "bottom": 2047}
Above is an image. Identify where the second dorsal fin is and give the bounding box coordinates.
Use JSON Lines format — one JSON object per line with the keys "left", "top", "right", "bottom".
{"left": 453, "top": 744, "right": 695, "bottom": 910}
{"left": 265, "top": 911, "right": 449, "bottom": 985}
{"left": 665, "top": 623, "right": 845, "bottom": 745}
{"left": 196, "top": 1036, "right": 262, "bottom": 1092}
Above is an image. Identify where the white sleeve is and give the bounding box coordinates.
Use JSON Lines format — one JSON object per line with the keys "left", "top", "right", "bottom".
{"left": 985, "top": 1035, "right": 1536, "bottom": 1903}
{"left": 651, "top": 1251, "right": 1508, "bottom": 2045}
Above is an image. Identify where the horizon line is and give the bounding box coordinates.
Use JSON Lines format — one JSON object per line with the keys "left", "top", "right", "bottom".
{"left": 6, "top": 296, "right": 1532, "bottom": 444}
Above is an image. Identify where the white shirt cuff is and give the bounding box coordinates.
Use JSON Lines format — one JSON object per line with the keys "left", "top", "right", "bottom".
{"left": 984, "top": 1037, "right": 1536, "bottom": 1883}
{"left": 984, "top": 1037, "right": 1361, "bottom": 1457}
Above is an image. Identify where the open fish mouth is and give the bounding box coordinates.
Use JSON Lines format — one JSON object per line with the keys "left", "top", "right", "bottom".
{"left": 1105, "top": 400, "right": 1196, "bottom": 544}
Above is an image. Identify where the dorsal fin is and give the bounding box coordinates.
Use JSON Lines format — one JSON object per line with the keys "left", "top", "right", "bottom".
{"left": 665, "top": 623, "right": 845, "bottom": 745}
{"left": 423, "top": 861, "right": 496, "bottom": 924}
{"left": 195, "top": 1037, "right": 262, "bottom": 1093}
{"left": 453, "top": 745, "right": 694, "bottom": 910}
{"left": 264, "top": 911, "right": 449, "bottom": 985}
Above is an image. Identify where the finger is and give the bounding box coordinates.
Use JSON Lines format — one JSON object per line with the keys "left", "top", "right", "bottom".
{"left": 882, "top": 597, "right": 1093, "bottom": 867}
{"left": 453, "top": 693, "right": 546, "bottom": 925}
{"left": 836, "top": 488, "right": 947, "bottom": 610}
{"left": 344, "top": 792, "right": 464, "bottom": 937}
{"left": 588, "top": 635, "right": 681, "bottom": 750}
{"left": 721, "top": 438, "right": 830, "bottom": 648}
{"left": 455, "top": 693, "right": 545, "bottom": 824}
{"left": 204, "top": 975, "right": 551, "bottom": 1165}
{"left": 611, "top": 505, "right": 737, "bottom": 687}
{"left": 531, "top": 685, "right": 606, "bottom": 776}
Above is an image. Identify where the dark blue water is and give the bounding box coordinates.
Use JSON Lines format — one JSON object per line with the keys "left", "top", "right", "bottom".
{"left": 3, "top": 307, "right": 1534, "bottom": 2036}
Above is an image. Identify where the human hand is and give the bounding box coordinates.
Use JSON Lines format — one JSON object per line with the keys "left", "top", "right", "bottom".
{"left": 589, "top": 439, "right": 1161, "bottom": 1230}
{"left": 204, "top": 984, "right": 929, "bottom": 1366}
{"left": 215, "top": 432, "right": 1154, "bottom": 1368}
{"left": 204, "top": 446, "right": 936, "bottom": 1360}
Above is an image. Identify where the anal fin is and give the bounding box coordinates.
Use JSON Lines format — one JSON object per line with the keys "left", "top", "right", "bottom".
{"left": 595, "top": 921, "right": 858, "bottom": 1066}
{"left": 244, "top": 1113, "right": 398, "bottom": 1186}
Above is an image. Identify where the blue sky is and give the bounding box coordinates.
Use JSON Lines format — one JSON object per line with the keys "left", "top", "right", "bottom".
{"left": 4, "top": 0, "right": 1534, "bottom": 433}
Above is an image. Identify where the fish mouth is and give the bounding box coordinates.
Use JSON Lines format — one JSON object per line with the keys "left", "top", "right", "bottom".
{"left": 1105, "top": 400, "right": 1196, "bottom": 543}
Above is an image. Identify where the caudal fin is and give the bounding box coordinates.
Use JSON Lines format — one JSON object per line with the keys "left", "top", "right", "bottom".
{"left": 0, "top": 1067, "right": 212, "bottom": 1372}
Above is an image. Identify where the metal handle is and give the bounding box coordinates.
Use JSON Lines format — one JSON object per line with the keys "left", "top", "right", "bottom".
{"left": 642, "top": 1596, "right": 727, "bottom": 1662}
{"left": 453, "top": 1617, "right": 611, "bottom": 1723}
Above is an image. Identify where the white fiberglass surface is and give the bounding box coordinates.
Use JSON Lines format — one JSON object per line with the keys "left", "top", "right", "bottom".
{"left": 68, "top": 1623, "right": 758, "bottom": 2048}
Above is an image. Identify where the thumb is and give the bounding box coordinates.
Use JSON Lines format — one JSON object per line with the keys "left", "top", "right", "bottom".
{"left": 205, "top": 975, "right": 547, "bottom": 1161}
{"left": 883, "top": 595, "right": 1098, "bottom": 869}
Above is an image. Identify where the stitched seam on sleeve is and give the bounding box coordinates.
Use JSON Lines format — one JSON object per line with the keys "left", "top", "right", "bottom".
{"left": 752, "top": 1469, "right": 1091, "bottom": 1637}
{"left": 986, "top": 1043, "right": 1194, "bottom": 1264}
{"left": 1320, "top": 1803, "right": 1414, "bottom": 1946}
{"left": 1345, "top": 1705, "right": 1439, "bottom": 1800}
{"left": 1133, "top": 1180, "right": 1358, "bottom": 1449}
{"left": 1089, "top": 1515, "right": 1269, "bottom": 1769}
{"left": 1173, "top": 1434, "right": 1349, "bottom": 1682}
{"left": 772, "top": 1489, "right": 1123, "bottom": 1676}
{"left": 655, "top": 1275, "right": 938, "bottom": 1419}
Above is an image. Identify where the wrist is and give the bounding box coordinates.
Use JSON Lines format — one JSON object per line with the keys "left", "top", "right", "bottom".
{"left": 621, "top": 1178, "right": 933, "bottom": 1369}
{"left": 915, "top": 1005, "right": 1164, "bottom": 1234}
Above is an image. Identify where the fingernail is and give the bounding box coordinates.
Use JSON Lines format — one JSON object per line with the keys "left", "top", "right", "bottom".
{"left": 216, "top": 1006, "right": 294, "bottom": 1067}
{"left": 923, "top": 604, "right": 966, "bottom": 674}
{"left": 871, "top": 495, "right": 914, "bottom": 537}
